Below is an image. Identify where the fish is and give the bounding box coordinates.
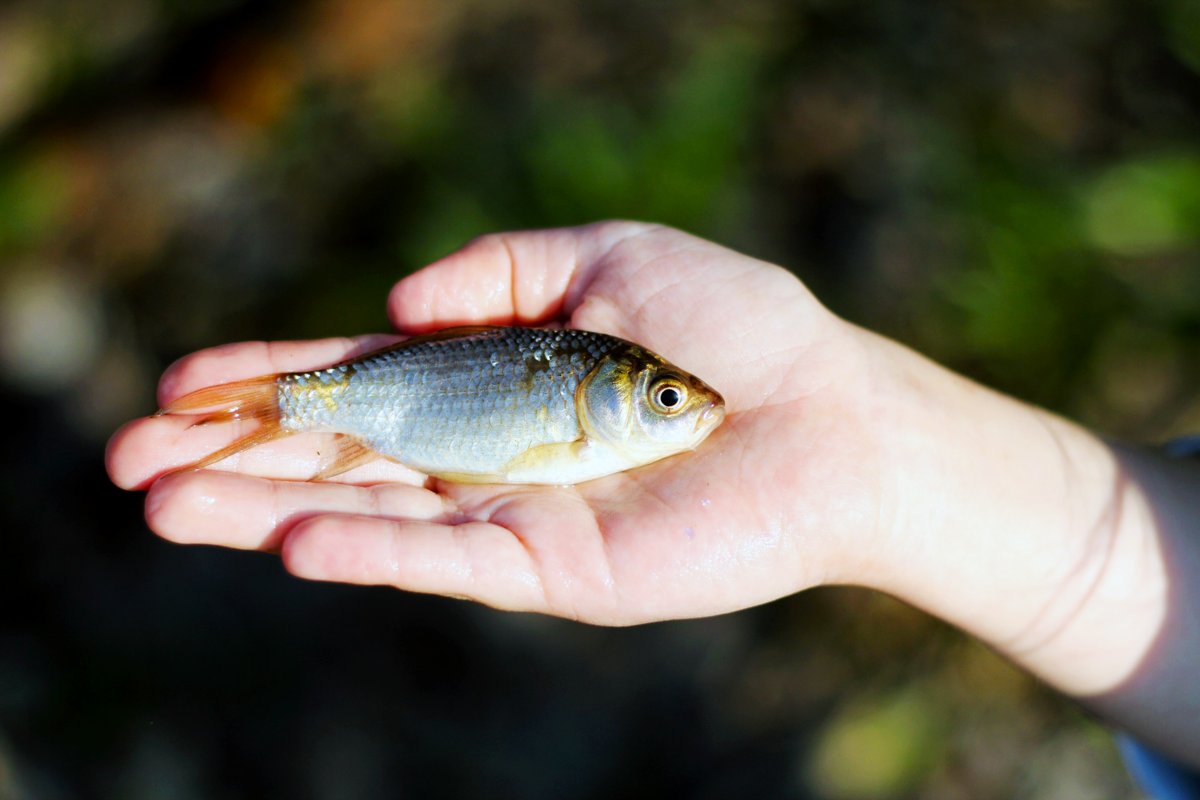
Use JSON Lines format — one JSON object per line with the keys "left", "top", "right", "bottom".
{"left": 156, "top": 326, "right": 726, "bottom": 485}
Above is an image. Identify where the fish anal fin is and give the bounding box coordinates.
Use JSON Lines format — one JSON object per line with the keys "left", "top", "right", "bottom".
{"left": 311, "top": 437, "right": 381, "bottom": 481}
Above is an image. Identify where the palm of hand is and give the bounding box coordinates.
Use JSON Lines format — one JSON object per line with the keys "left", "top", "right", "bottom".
{"left": 108, "top": 223, "right": 881, "bottom": 623}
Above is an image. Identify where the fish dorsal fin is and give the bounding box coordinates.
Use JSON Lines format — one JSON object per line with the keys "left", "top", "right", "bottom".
{"left": 334, "top": 326, "right": 504, "bottom": 367}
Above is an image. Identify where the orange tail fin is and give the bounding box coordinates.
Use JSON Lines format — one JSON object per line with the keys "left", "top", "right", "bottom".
{"left": 156, "top": 375, "right": 290, "bottom": 471}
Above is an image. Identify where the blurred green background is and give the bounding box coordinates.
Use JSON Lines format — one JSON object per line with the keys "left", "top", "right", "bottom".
{"left": 2, "top": 0, "right": 1198, "bottom": 796}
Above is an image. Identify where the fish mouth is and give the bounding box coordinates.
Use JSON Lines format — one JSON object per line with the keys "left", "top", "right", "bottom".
{"left": 695, "top": 401, "right": 726, "bottom": 434}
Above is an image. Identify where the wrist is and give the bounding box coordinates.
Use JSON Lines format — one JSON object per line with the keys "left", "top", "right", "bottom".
{"left": 857, "top": 330, "right": 1166, "bottom": 695}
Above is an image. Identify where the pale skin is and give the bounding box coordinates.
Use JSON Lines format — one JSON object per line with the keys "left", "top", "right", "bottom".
{"left": 107, "top": 222, "right": 1200, "bottom": 767}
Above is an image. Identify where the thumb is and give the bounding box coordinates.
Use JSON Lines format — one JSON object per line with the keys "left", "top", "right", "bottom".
{"left": 386, "top": 222, "right": 660, "bottom": 333}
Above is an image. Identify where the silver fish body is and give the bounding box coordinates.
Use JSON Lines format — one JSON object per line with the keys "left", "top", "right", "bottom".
{"left": 160, "top": 326, "right": 725, "bottom": 484}
{"left": 280, "top": 328, "right": 625, "bottom": 480}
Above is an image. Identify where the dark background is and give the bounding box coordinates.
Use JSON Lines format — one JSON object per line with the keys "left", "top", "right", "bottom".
{"left": 2, "top": 0, "right": 1199, "bottom": 796}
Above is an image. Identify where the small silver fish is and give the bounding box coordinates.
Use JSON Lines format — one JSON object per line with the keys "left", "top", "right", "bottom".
{"left": 157, "top": 326, "right": 725, "bottom": 484}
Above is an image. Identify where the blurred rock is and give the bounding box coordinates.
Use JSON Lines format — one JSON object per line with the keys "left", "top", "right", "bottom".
{"left": 0, "top": 266, "right": 104, "bottom": 391}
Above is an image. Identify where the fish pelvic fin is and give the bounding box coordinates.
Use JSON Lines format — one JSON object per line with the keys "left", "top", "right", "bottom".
{"left": 156, "top": 375, "right": 290, "bottom": 472}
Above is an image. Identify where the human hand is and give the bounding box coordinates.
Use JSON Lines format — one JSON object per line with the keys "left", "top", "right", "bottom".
{"left": 108, "top": 223, "right": 886, "bottom": 623}
{"left": 109, "top": 223, "right": 1194, "bottom": 763}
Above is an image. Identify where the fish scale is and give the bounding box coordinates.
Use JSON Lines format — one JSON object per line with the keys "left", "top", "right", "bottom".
{"left": 157, "top": 325, "right": 725, "bottom": 485}
{"left": 278, "top": 328, "right": 625, "bottom": 476}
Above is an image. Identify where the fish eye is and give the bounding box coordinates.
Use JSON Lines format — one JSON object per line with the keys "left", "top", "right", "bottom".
{"left": 651, "top": 380, "right": 688, "bottom": 413}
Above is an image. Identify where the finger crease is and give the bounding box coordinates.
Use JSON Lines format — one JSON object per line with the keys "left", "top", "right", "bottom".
{"left": 501, "top": 235, "right": 520, "bottom": 323}
{"left": 366, "top": 485, "right": 384, "bottom": 518}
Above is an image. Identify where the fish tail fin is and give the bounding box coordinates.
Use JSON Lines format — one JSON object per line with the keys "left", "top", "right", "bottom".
{"left": 180, "top": 423, "right": 291, "bottom": 471}
{"left": 156, "top": 376, "right": 290, "bottom": 471}
{"left": 156, "top": 375, "right": 281, "bottom": 421}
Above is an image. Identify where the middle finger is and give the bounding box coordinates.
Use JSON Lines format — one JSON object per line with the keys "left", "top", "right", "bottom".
{"left": 145, "top": 470, "right": 456, "bottom": 551}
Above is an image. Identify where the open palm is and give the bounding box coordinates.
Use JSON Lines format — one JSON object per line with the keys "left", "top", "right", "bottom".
{"left": 108, "top": 223, "right": 887, "bottom": 623}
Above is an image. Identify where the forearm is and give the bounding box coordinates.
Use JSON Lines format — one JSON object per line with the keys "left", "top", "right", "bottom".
{"left": 858, "top": 328, "right": 1200, "bottom": 766}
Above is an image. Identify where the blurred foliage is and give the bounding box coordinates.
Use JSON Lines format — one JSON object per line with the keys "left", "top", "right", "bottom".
{"left": 3, "top": 0, "right": 1199, "bottom": 796}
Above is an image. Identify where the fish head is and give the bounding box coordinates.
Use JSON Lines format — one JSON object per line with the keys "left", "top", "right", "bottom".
{"left": 579, "top": 348, "right": 725, "bottom": 464}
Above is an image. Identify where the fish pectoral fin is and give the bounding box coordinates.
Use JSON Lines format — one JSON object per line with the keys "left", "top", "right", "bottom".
{"left": 498, "top": 439, "right": 592, "bottom": 479}
{"left": 426, "top": 471, "right": 508, "bottom": 485}
{"left": 425, "top": 440, "right": 593, "bottom": 485}
{"left": 310, "top": 436, "right": 381, "bottom": 481}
